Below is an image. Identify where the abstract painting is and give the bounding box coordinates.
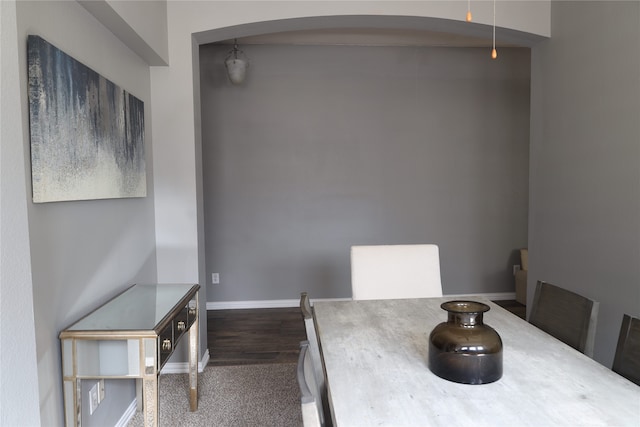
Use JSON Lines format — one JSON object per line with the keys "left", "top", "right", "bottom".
{"left": 27, "top": 35, "right": 146, "bottom": 203}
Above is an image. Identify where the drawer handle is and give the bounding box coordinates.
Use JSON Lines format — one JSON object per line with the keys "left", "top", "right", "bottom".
{"left": 177, "top": 321, "right": 186, "bottom": 331}
{"left": 162, "top": 339, "right": 172, "bottom": 351}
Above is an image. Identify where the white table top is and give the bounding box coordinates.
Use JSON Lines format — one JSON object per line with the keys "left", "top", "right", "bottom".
{"left": 313, "top": 297, "right": 640, "bottom": 427}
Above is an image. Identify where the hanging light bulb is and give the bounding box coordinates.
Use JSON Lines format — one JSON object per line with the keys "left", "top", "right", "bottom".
{"left": 491, "top": 0, "right": 498, "bottom": 59}
{"left": 466, "top": 0, "right": 473, "bottom": 22}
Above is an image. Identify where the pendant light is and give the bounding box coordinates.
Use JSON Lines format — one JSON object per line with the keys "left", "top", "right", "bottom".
{"left": 225, "top": 39, "right": 249, "bottom": 85}
{"left": 491, "top": 0, "right": 498, "bottom": 59}
{"left": 466, "top": 0, "right": 473, "bottom": 22}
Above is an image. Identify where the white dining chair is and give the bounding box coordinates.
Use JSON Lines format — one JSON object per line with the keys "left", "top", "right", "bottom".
{"left": 350, "top": 244, "right": 443, "bottom": 300}
{"left": 299, "top": 293, "right": 326, "bottom": 398}
{"left": 297, "top": 340, "right": 324, "bottom": 427}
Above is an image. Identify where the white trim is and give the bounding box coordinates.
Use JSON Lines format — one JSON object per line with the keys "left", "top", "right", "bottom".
{"left": 160, "top": 349, "right": 210, "bottom": 374}
{"left": 206, "top": 298, "right": 351, "bottom": 310}
{"left": 446, "top": 292, "right": 516, "bottom": 301}
{"left": 206, "top": 292, "right": 516, "bottom": 310}
{"left": 206, "top": 299, "right": 299, "bottom": 310}
{"left": 114, "top": 399, "right": 137, "bottom": 427}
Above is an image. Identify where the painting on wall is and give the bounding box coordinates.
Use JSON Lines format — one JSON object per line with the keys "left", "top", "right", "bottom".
{"left": 27, "top": 35, "right": 146, "bottom": 203}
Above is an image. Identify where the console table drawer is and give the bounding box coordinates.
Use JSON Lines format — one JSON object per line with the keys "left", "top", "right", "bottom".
{"left": 159, "top": 324, "right": 174, "bottom": 366}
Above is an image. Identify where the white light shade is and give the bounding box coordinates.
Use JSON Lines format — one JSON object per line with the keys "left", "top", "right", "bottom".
{"left": 225, "top": 58, "right": 248, "bottom": 85}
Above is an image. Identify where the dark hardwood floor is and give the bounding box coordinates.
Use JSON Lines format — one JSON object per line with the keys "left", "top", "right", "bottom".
{"left": 208, "top": 307, "right": 306, "bottom": 366}
{"left": 493, "top": 299, "right": 527, "bottom": 320}
{"left": 207, "top": 300, "right": 526, "bottom": 366}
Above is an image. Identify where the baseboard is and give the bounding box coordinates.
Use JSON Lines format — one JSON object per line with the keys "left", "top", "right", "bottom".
{"left": 160, "top": 348, "right": 210, "bottom": 374}
{"left": 115, "top": 399, "right": 137, "bottom": 427}
{"left": 447, "top": 292, "right": 516, "bottom": 301}
{"left": 206, "top": 297, "right": 351, "bottom": 310}
{"left": 206, "top": 292, "right": 516, "bottom": 310}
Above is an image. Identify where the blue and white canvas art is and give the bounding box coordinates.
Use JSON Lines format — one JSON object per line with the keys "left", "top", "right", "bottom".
{"left": 27, "top": 35, "right": 146, "bottom": 203}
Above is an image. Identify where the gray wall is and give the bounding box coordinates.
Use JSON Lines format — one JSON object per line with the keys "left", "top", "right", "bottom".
{"left": 0, "top": 1, "right": 42, "bottom": 425}
{"left": 529, "top": 0, "right": 640, "bottom": 367}
{"left": 17, "top": 1, "right": 158, "bottom": 425}
{"left": 200, "top": 44, "right": 531, "bottom": 302}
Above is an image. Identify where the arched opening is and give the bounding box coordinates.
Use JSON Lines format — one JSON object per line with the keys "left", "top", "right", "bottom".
{"left": 193, "top": 15, "right": 545, "bottom": 47}
{"left": 193, "top": 15, "right": 536, "bottom": 306}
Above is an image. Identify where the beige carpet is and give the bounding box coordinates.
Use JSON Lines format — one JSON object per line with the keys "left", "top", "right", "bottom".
{"left": 127, "top": 363, "right": 302, "bottom": 426}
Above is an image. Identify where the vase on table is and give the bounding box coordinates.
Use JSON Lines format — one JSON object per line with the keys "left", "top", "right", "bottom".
{"left": 428, "top": 300, "right": 503, "bottom": 384}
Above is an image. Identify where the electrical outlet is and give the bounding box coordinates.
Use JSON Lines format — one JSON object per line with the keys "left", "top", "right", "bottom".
{"left": 98, "top": 379, "right": 105, "bottom": 403}
{"left": 89, "top": 383, "right": 99, "bottom": 415}
{"left": 513, "top": 264, "right": 521, "bottom": 276}
{"left": 212, "top": 273, "right": 220, "bottom": 284}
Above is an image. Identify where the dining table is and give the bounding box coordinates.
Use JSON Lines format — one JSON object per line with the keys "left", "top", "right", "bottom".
{"left": 312, "top": 297, "right": 640, "bottom": 426}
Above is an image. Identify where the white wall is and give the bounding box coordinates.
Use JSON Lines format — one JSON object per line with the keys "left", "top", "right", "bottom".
{"left": 79, "top": 0, "right": 169, "bottom": 65}
{"left": 529, "top": 0, "right": 640, "bottom": 367}
{"left": 16, "top": 1, "right": 158, "bottom": 424}
{"left": 0, "top": 1, "right": 42, "bottom": 425}
{"left": 106, "top": 0, "right": 169, "bottom": 63}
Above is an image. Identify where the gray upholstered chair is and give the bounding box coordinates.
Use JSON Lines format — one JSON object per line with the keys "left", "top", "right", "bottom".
{"left": 612, "top": 314, "right": 640, "bottom": 386}
{"left": 350, "top": 244, "right": 443, "bottom": 300}
{"left": 297, "top": 340, "right": 323, "bottom": 427}
{"left": 529, "top": 281, "right": 599, "bottom": 357}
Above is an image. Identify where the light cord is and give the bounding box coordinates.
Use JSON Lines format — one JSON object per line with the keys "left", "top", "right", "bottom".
{"left": 491, "top": 0, "right": 498, "bottom": 59}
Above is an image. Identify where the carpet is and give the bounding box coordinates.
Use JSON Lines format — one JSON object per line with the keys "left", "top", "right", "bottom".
{"left": 127, "top": 363, "right": 302, "bottom": 426}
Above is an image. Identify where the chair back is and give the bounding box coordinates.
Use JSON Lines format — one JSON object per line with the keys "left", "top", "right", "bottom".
{"left": 350, "top": 244, "right": 442, "bottom": 300}
{"left": 612, "top": 314, "right": 640, "bottom": 385}
{"left": 297, "top": 341, "right": 324, "bottom": 427}
{"left": 300, "top": 293, "right": 326, "bottom": 391}
{"left": 529, "top": 281, "right": 599, "bottom": 357}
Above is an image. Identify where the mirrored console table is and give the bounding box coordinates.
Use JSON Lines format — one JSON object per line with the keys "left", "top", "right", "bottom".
{"left": 59, "top": 283, "right": 200, "bottom": 427}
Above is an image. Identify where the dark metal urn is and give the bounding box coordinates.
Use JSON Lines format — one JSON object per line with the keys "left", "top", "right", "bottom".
{"left": 428, "top": 300, "right": 503, "bottom": 384}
